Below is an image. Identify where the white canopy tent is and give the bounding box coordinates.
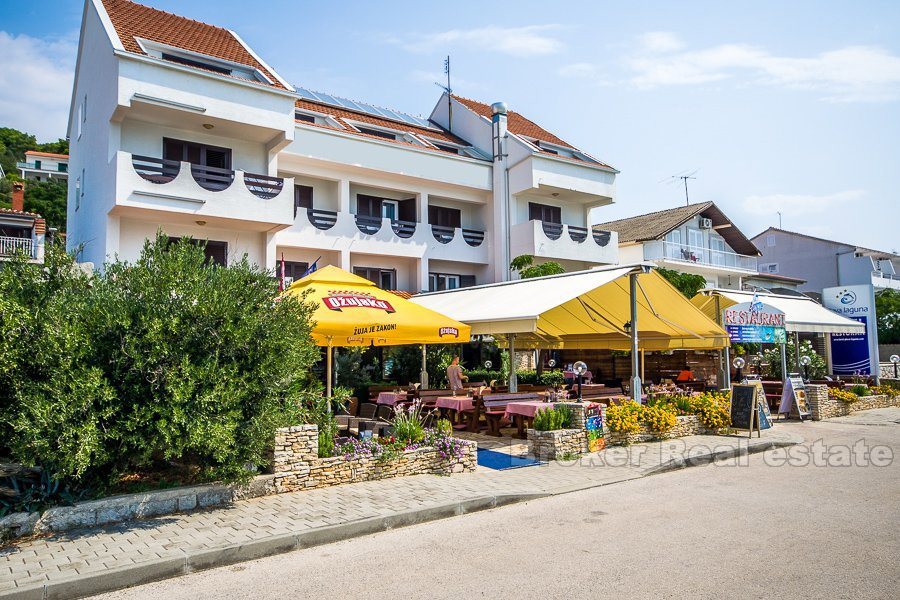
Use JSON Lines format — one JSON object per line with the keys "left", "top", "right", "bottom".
{"left": 691, "top": 289, "right": 865, "bottom": 334}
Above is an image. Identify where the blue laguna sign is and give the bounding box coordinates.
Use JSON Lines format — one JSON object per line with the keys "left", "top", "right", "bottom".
{"left": 823, "top": 285, "right": 879, "bottom": 375}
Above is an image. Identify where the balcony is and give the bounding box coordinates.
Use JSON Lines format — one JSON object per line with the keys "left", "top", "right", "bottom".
{"left": 0, "top": 236, "right": 35, "bottom": 259}
{"left": 643, "top": 240, "right": 758, "bottom": 272}
{"left": 872, "top": 271, "right": 900, "bottom": 290}
{"left": 114, "top": 152, "right": 294, "bottom": 229}
{"left": 510, "top": 219, "right": 618, "bottom": 265}
{"left": 274, "top": 209, "right": 490, "bottom": 264}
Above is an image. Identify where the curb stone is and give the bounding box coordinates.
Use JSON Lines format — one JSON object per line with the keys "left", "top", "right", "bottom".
{"left": 2, "top": 440, "right": 800, "bottom": 600}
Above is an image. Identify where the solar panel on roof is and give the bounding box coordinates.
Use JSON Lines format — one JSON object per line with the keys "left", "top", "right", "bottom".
{"left": 295, "top": 86, "right": 437, "bottom": 130}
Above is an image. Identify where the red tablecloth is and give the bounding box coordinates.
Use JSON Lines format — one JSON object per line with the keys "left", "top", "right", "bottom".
{"left": 504, "top": 401, "right": 553, "bottom": 419}
{"left": 376, "top": 392, "right": 407, "bottom": 406}
{"left": 435, "top": 396, "right": 475, "bottom": 412}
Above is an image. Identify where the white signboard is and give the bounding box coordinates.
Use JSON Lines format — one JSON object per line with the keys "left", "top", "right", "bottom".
{"left": 822, "top": 285, "right": 879, "bottom": 376}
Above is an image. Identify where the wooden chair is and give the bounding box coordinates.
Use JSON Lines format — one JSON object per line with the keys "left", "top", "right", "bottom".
{"left": 480, "top": 392, "right": 542, "bottom": 437}
{"left": 358, "top": 402, "right": 378, "bottom": 420}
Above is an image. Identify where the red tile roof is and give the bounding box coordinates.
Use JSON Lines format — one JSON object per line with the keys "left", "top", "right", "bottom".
{"left": 24, "top": 151, "right": 69, "bottom": 159}
{"left": 452, "top": 95, "right": 611, "bottom": 167}
{"left": 0, "top": 207, "right": 42, "bottom": 219}
{"left": 295, "top": 99, "right": 481, "bottom": 158}
{"left": 101, "top": 0, "right": 287, "bottom": 89}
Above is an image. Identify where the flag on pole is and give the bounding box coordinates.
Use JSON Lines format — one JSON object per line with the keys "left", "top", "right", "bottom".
{"left": 302, "top": 256, "right": 321, "bottom": 278}
{"left": 749, "top": 293, "right": 762, "bottom": 313}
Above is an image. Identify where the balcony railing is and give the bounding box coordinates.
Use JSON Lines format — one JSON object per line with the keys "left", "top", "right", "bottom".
{"left": 307, "top": 208, "right": 337, "bottom": 230}
{"left": 644, "top": 240, "right": 757, "bottom": 271}
{"left": 355, "top": 214, "right": 383, "bottom": 235}
{"left": 541, "top": 221, "right": 563, "bottom": 240}
{"left": 538, "top": 221, "right": 611, "bottom": 247}
{"left": 462, "top": 228, "right": 485, "bottom": 247}
{"left": 432, "top": 225, "right": 455, "bottom": 244}
{"left": 391, "top": 219, "right": 417, "bottom": 238}
{"left": 0, "top": 236, "right": 35, "bottom": 258}
{"left": 872, "top": 271, "right": 900, "bottom": 289}
{"left": 131, "top": 155, "right": 285, "bottom": 200}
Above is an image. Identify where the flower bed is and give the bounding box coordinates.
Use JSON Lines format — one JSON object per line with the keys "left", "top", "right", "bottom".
{"left": 606, "top": 415, "right": 720, "bottom": 445}
{"left": 605, "top": 394, "right": 730, "bottom": 446}
{"left": 807, "top": 385, "right": 899, "bottom": 420}
{"left": 273, "top": 425, "right": 476, "bottom": 493}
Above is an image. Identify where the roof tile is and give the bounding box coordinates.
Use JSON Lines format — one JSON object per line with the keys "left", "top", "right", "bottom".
{"left": 101, "top": 0, "right": 286, "bottom": 89}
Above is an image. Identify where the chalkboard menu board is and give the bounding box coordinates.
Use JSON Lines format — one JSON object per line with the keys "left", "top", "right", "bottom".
{"left": 730, "top": 384, "right": 757, "bottom": 430}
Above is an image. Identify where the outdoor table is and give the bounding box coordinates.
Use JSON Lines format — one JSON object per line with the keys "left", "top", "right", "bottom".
{"left": 376, "top": 391, "right": 407, "bottom": 406}
{"left": 505, "top": 400, "right": 553, "bottom": 438}
{"left": 435, "top": 396, "right": 477, "bottom": 431}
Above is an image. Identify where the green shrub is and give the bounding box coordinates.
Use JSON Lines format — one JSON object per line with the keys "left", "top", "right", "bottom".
{"left": 849, "top": 384, "right": 870, "bottom": 397}
{"left": 533, "top": 406, "right": 572, "bottom": 431}
{"left": 0, "top": 234, "right": 320, "bottom": 489}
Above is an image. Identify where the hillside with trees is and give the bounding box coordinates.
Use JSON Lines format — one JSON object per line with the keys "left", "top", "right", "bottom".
{"left": 0, "top": 127, "right": 69, "bottom": 231}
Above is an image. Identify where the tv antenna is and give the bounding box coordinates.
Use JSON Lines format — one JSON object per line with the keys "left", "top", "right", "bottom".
{"left": 435, "top": 55, "right": 452, "bottom": 130}
{"left": 659, "top": 169, "right": 699, "bottom": 205}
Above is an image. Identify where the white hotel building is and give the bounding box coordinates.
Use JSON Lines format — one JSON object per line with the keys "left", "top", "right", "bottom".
{"left": 67, "top": 0, "right": 619, "bottom": 291}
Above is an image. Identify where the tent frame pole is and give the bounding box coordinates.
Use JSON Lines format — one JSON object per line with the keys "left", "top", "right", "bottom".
{"left": 723, "top": 346, "right": 731, "bottom": 389}
{"left": 509, "top": 334, "right": 518, "bottom": 392}
{"left": 780, "top": 341, "right": 788, "bottom": 383}
{"left": 629, "top": 273, "right": 641, "bottom": 402}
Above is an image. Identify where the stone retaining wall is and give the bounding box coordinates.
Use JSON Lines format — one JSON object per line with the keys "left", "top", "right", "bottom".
{"left": 806, "top": 384, "right": 899, "bottom": 420}
{"left": 272, "top": 425, "right": 476, "bottom": 493}
{"left": 607, "top": 415, "right": 718, "bottom": 446}
{"left": 526, "top": 428, "right": 588, "bottom": 460}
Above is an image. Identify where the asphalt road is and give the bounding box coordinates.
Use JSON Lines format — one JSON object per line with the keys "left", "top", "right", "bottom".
{"left": 98, "top": 412, "right": 900, "bottom": 600}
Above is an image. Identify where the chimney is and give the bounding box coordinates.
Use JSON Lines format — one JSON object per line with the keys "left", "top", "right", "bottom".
{"left": 11, "top": 182, "right": 24, "bottom": 212}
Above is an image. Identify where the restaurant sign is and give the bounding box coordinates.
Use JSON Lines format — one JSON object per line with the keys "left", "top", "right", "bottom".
{"left": 723, "top": 301, "right": 786, "bottom": 344}
{"left": 323, "top": 292, "right": 396, "bottom": 313}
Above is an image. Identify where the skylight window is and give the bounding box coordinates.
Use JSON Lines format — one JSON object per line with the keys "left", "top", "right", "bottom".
{"left": 136, "top": 38, "right": 272, "bottom": 85}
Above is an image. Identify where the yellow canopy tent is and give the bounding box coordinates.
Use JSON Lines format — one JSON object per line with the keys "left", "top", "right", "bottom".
{"left": 412, "top": 264, "right": 729, "bottom": 398}
{"left": 283, "top": 265, "right": 471, "bottom": 396}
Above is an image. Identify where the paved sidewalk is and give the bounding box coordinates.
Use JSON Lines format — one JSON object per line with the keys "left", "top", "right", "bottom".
{"left": 0, "top": 430, "right": 800, "bottom": 599}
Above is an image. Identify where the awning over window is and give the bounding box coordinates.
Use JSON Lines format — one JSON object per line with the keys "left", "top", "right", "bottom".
{"left": 412, "top": 264, "right": 730, "bottom": 351}
{"left": 691, "top": 289, "right": 864, "bottom": 334}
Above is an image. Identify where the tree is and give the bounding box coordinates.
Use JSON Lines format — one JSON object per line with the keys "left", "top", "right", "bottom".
{"left": 36, "top": 138, "right": 69, "bottom": 155}
{"left": 510, "top": 255, "right": 565, "bottom": 279}
{"left": 0, "top": 127, "right": 37, "bottom": 176}
{"left": 876, "top": 289, "right": 900, "bottom": 344}
{"left": 0, "top": 234, "right": 321, "bottom": 487}
{"left": 657, "top": 267, "right": 708, "bottom": 299}
{"left": 23, "top": 179, "right": 68, "bottom": 231}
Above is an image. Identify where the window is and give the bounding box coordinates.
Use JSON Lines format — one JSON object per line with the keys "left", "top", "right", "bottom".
{"left": 163, "top": 138, "right": 232, "bottom": 169}
{"left": 666, "top": 229, "right": 682, "bottom": 245}
{"left": 357, "top": 127, "right": 396, "bottom": 141}
{"left": 358, "top": 194, "right": 415, "bottom": 221}
{"left": 428, "top": 205, "right": 461, "bottom": 229}
{"left": 528, "top": 202, "right": 561, "bottom": 224}
{"left": 279, "top": 260, "right": 309, "bottom": 286}
{"left": 295, "top": 112, "right": 316, "bottom": 124}
{"left": 353, "top": 267, "right": 396, "bottom": 290}
{"left": 77, "top": 96, "right": 85, "bottom": 140}
{"left": 381, "top": 200, "right": 398, "bottom": 220}
{"left": 429, "top": 273, "right": 475, "bottom": 291}
{"left": 762, "top": 263, "right": 779, "bottom": 274}
{"left": 766, "top": 235, "right": 776, "bottom": 247}
{"left": 434, "top": 143, "right": 460, "bottom": 155}
{"left": 687, "top": 228, "right": 704, "bottom": 249}
{"left": 294, "top": 185, "right": 313, "bottom": 217}
{"left": 161, "top": 52, "right": 232, "bottom": 75}
{"left": 167, "top": 237, "right": 228, "bottom": 266}
{"left": 75, "top": 173, "right": 82, "bottom": 211}
{"left": 33, "top": 160, "right": 41, "bottom": 170}
{"left": 58, "top": 163, "right": 67, "bottom": 173}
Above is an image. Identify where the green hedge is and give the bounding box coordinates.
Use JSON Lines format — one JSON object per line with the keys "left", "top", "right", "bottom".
{"left": 464, "top": 369, "right": 567, "bottom": 387}
{"left": 0, "top": 234, "right": 320, "bottom": 490}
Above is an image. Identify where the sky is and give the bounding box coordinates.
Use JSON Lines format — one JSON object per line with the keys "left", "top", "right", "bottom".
{"left": 2, "top": 0, "right": 899, "bottom": 251}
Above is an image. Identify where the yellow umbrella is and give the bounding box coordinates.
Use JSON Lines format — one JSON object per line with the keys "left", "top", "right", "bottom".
{"left": 284, "top": 265, "right": 471, "bottom": 396}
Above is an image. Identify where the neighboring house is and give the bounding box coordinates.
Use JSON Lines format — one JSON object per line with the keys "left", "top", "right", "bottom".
{"left": 741, "top": 271, "right": 807, "bottom": 295}
{"left": 66, "top": 0, "right": 619, "bottom": 291}
{"left": 17, "top": 151, "right": 70, "bottom": 182}
{"left": 0, "top": 182, "right": 46, "bottom": 263}
{"left": 752, "top": 227, "right": 900, "bottom": 293}
{"left": 595, "top": 202, "right": 760, "bottom": 290}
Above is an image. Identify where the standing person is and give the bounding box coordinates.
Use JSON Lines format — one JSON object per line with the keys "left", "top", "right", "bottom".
{"left": 447, "top": 355, "right": 468, "bottom": 394}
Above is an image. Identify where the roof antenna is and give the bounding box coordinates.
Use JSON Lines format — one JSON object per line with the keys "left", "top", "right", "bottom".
{"left": 659, "top": 169, "right": 699, "bottom": 205}
{"left": 435, "top": 55, "right": 452, "bottom": 130}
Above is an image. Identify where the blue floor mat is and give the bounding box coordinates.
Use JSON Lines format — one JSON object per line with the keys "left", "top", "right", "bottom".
{"left": 476, "top": 448, "right": 545, "bottom": 470}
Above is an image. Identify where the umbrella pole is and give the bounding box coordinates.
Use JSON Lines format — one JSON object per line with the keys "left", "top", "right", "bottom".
{"left": 509, "top": 334, "right": 518, "bottom": 392}
{"left": 420, "top": 344, "right": 429, "bottom": 390}
{"left": 326, "top": 338, "right": 333, "bottom": 410}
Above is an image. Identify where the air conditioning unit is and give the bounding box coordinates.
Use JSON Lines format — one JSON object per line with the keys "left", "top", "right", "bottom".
{"left": 699, "top": 218, "right": 713, "bottom": 229}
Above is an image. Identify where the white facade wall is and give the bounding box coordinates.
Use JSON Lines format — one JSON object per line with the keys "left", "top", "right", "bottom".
{"left": 118, "top": 217, "right": 267, "bottom": 266}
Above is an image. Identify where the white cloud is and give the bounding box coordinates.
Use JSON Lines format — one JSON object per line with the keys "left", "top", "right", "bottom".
{"left": 624, "top": 33, "right": 900, "bottom": 102}
{"left": 558, "top": 62, "right": 599, "bottom": 78}
{"left": 0, "top": 31, "right": 77, "bottom": 141}
{"left": 389, "top": 25, "right": 565, "bottom": 57}
{"left": 637, "top": 31, "right": 686, "bottom": 54}
{"left": 742, "top": 190, "right": 866, "bottom": 216}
